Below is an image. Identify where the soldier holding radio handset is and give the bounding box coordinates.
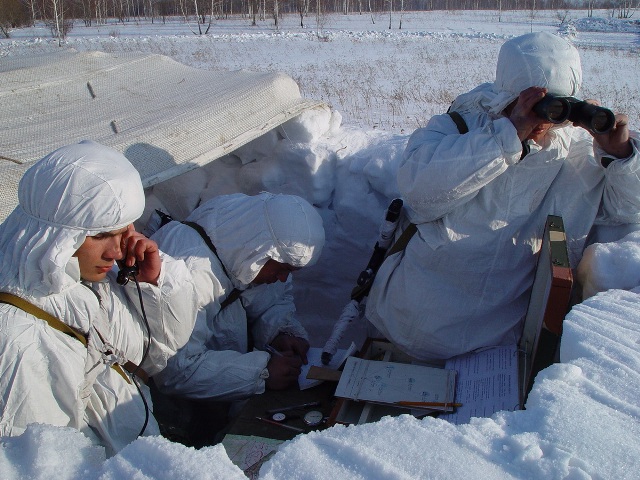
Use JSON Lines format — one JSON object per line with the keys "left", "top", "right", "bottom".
{"left": 0, "top": 141, "right": 199, "bottom": 455}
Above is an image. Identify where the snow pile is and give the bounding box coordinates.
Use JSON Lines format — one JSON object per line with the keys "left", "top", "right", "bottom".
{"left": 262, "top": 284, "right": 640, "bottom": 479}
{"left": 578, "top": 230, "right": 640, "bottom": 299}
{"left": 145, "top": 108, "right": 344, "bottom": 221}
{"left": 0, "top": 425, "right": 246, "bottom": 479}
{"left": 572, "top": 17, "right": 640, "bottom": 33}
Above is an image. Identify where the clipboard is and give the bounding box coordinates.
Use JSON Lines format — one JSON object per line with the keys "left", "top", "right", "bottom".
{"left": 327, "top": 339, "right": 448, "bottom": 425}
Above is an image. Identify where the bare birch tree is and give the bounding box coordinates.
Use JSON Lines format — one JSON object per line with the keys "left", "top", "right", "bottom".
{"left": 42, "top": 0, "right": 72, "bottom": 45}
{"left": 272, "top": 0, "right": 279, "bottom": 29}
{"left": 249, "top": 0, "right": 258, "bottom": 24}
{"left": 617, "top": 0, "right": 635, "bottom": 18}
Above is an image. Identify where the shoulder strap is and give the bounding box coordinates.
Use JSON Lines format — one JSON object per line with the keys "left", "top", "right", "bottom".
{"left": 182, "top": 221, "right": 221, "bottom": 261}
{"left": 220, "top": 288, "right": 242, "bottom": 310}
{"left": 0, "top": 292, "right": 88, "bottom": 346}
{"left": 383, "top": 110, "right": 466, "bottom": 255}
{"left": 182, "top": 221, "right": 242, "bottom": 311}
{"left": 350, "top": 223, "right": 419, "bottom": 301}
{"left": 351, "top": 111, "right": 467, "bottom": 302}
{"left": 386, "top": 222, "right": 418, "bottom": 257}
{"left": 447, "top": 111, "right": 469, "bottom": 134}
{"left": 0, "top": 292, "right": 144, "bottom": 384}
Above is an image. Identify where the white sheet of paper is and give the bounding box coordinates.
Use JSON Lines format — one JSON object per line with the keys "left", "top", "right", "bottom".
{"left": 299, "top": 342, "right": 357, "bottom": 390}
{"left": 440, "top": 344, "right": 521, "bottom": 425}
{"left": 334, "top": 356, "right": 456, "bottom": 408}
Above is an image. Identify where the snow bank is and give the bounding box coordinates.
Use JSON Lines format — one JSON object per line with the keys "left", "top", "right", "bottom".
{"left": 578, "top": 229, "right": 640, "bottom": 299}
{"left": 572, "top": 17, "right": 640, "bottom": 33}
{"left": 260, "top": 286, "right": 640, "bottom": 479}
{"left": 0, "top": 426, "right": 246, "bottom": 479}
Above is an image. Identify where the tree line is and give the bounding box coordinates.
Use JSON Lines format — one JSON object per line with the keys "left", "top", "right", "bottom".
{"left": 1, "top": 0, "right": 636, "bottom": 40}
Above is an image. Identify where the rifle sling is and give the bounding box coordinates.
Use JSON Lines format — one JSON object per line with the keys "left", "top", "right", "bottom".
{"left": 350, "top": 110, "right": 468, "bottom": 300}
{"left": 383, "top": 111, "right": 467, "bottom": 257}
{"left": 0, "top": 292, "right": 148, "bottom": 384}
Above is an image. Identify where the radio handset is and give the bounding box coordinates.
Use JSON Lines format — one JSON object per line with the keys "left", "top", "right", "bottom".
{"left": 116, "top": 261, "right": 139, "bottom": 286}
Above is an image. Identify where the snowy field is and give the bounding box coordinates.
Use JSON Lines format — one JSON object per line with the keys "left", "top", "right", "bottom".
{"left": 2, "top": 9, "right": 640, "bottom": 479}
{"left": 2, "top": 9, "right": 640, "bottom": 133}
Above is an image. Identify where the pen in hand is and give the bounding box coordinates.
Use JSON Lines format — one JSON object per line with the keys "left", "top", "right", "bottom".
{"left": 265, "top": 344, "right": 283, "bottom": 357}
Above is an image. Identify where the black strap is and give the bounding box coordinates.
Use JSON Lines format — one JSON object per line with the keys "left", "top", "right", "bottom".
{"left": 182, "top": 221, "right": 242, "bottom": 311}
{"left": 182, "top": 221, "right": 222, "bottom": 267}
{"left": 386, "top": 222, "right": 418, "bottom": 257}
{"left": 447, "top": 111, "right": 469, "bottom": 134}
{"left": 350, "top": 223, "right": 418, "bottom": 301}
{"left": 220, "top": 288, "right": 242, "bottom": 310}
{"left": 155, "top": 209, "right": 174, "bottom": 228}
{"left": 379, "top": 112, "right": 466, "bottom": 258}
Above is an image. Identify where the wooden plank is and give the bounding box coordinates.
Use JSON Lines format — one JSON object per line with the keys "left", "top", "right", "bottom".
{"left": 306, "top": 366, "right": 342, "bottom": 382}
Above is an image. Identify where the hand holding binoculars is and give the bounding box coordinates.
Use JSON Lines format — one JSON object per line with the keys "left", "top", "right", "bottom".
{"left": 533, "top": 94, "right": 616, "bottom": 134}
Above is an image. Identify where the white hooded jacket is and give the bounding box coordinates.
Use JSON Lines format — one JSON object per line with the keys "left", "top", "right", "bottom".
{"left": 0, "top": 141, "right": 197, "bottom": 455}
{"left": 366, "top": 32, "right": 640, "bottom": 361}
{"left": 151, "top": 192, "right": 325, "bottom": 401}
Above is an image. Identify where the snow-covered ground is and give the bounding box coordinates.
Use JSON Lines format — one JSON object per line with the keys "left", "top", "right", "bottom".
{"left": 2, "top": 10, "right": 639, "bottom": 133}
{"left": 2, "top": 9, "right": 640, "bottom": 479}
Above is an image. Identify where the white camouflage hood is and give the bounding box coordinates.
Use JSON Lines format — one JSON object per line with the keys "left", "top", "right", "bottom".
{"left": 0, "top": 140, "right": 145, "bottom": 296}
{"left": 185, "top": 192, "right": 325, "bottom": 287}
{"left": 450, "top": 32, "right": 582, "bottom": 117}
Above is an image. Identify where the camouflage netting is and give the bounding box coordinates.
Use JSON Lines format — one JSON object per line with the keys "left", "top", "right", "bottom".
{"left": 0, "top": 51, "right": 325, "bottom": 222}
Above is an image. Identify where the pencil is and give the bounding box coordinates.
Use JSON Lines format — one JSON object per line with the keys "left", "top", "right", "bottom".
{"left": 255, "top": 416, "right": 305, "bottom": 433}
{"left": 266, "top": 401, "right": 321, "bottom": 415}
{"left": 265, "top": 345, "right": 284, "bottom": 357}
{"left": 396, "top": 401, "right": 462, "bottom": 408}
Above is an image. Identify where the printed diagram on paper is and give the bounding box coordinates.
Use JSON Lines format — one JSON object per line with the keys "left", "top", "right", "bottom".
{"left": 335, "top": 357, "right": 456, "bottom": 406}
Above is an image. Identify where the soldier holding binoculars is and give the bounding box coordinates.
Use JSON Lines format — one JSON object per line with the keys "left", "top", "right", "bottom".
{"left": 365, "top": 32, "right": 640, "bottom": 362}
{"left": 506, "top": 87, "right": 632, "bottom": 160}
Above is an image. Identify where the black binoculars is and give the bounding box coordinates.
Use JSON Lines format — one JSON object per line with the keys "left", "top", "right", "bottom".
{"left": 533, "top": 94, "right": 616, "bottom": 134}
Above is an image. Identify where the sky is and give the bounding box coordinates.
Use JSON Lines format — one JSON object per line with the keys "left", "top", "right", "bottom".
{"left": 2, "top": 9, "right": 640, "bottom": 480}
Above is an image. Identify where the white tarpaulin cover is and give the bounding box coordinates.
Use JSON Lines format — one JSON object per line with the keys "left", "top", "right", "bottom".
{"left": 0, "top": 51, "right": 325, "bottom": 222}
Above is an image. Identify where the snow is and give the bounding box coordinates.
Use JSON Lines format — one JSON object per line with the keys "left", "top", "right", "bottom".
{"left": 578, "top": 230, "right": 640, "bottom": 300}
{"left": 2, "top": 9, "right": 640, "bottom": 479}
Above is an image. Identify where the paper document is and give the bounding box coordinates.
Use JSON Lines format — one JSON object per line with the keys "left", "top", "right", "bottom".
{"left": 440, "top": 344, "right": 520, "bottom": 425}
{"left": 335, "top": 357, "right": 456, "bottom": 410}
{"left": 221, "top": 434, "right": 284, "bottom": 480}
{"left": 299, "top": 342, "right": 356, "bottom": 390}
